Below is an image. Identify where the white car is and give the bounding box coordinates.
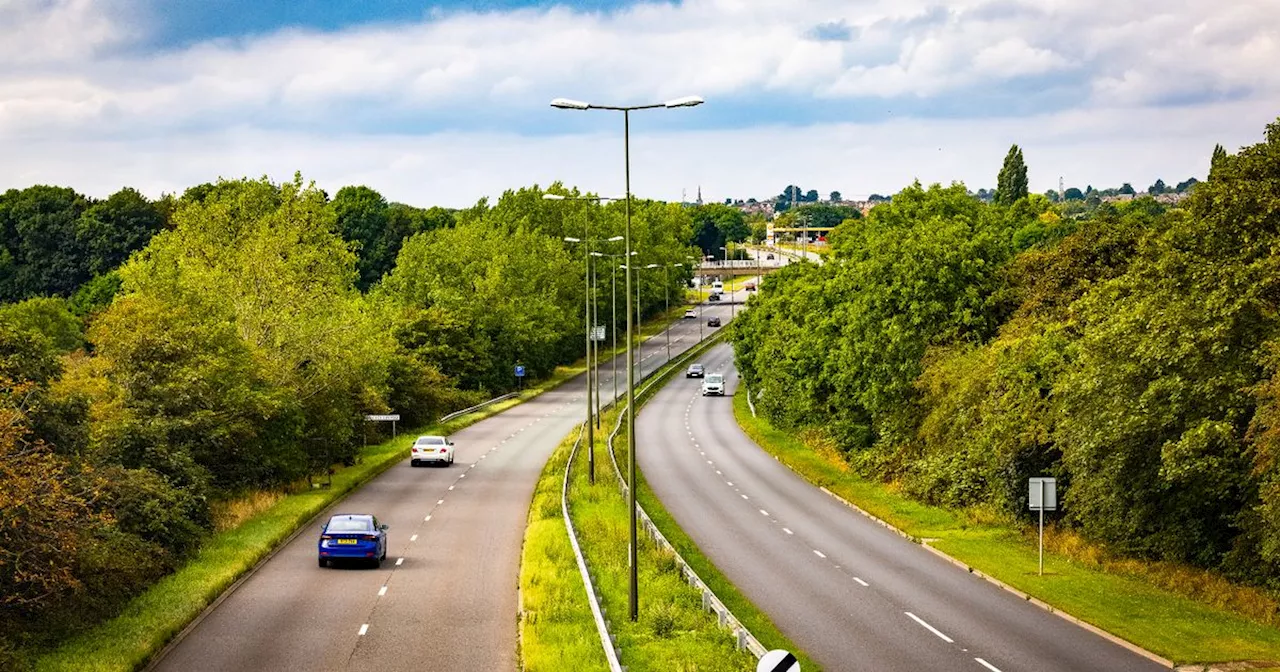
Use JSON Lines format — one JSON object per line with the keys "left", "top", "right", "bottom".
{"left": 411, "top": 435, "right": 455, "bottom": 467}
{"left": 684, "top": 308, "right": 697, "bottom": 318}
{"left": 701, "top": 373, "right": 725, "bottom": 396}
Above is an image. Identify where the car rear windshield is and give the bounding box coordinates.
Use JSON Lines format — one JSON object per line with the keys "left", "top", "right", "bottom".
{"left": 327, "top": 516, "right": 373, "bottom": 532}
{"left": 706, "top": 374, "right": 723, "bottom": 383}
{"left": 416, "top": 436, "right": 446, "bottom": 446}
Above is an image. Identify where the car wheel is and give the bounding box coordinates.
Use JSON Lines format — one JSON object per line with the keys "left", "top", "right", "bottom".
{"left": 319, "top": 557, "right": 327, "bottom": 568}
{"left": 449, "top": 454, "right": 454, "bottom": 465}
{"left": 410, "top": 460, "right": 418, "bottom": 467}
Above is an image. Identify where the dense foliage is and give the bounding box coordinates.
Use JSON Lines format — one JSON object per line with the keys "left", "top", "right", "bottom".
{"left": 734, "top": 118, "right": 1280, "bottom": 588}
{"left": 0, "top": 175, "right": 694, "bottom": 659}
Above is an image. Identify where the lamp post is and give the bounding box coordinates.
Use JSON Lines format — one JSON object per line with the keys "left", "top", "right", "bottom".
{"left": 553, "top": 93, "right": 703, "bottom": 622}
{"left": 561, "top": 234, "right": 596, "bottom": 483}
{"left": 665, "top": 263, "right": 684, "bottom": 363}
{"left": 720, "top": 244, "right": 736, "bottom": 322}
{"left": 545, "top": 192, "right": 624, "bottom": 434}
{"left": 593, "top": 249, "right": 633, "bottom": 406}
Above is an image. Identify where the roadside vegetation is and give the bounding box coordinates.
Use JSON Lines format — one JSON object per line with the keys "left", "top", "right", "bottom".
{"left": 730, "top": 118, "right": 1280, "bottom": 663}
{"left": 0, "top": 177, "right": 700, "bottom": 666}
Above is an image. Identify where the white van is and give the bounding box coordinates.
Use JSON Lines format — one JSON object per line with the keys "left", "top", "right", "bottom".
{"left": 710, "top": 280, "right": 724, "bottom": 295}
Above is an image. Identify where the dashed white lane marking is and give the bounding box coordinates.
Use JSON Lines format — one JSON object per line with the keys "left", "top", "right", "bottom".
{"left": 395, "top": 557, "right": 404, "bottom": 566}
{"left": 741, "top": 494, "right": 749, "bottom": 500}
{"left": 813, "top": 549, "right": 826, "bottom": 559}
{"left": 358, "top": 624, "right": 369, "bottom": 636}
{"left": 706, "top": 460, "right": 713, "bottom": 465}
{"left": 727, "top": 482, "right": 734, "bottom": 487}
{"left": 905, "top": 612, "right": 954, "bottom": 643}
{"left": 448, "top": 486, "right": 455, "bottom": 491}
{"left": 459, "top": 473, "right": 465, "bottom": 478}
{"left": 378, "top": 586, "right": 387, "bottom": 597}
{"left": 410, "top": 534, "right": 418, "bottom": 542}
{"left": 437, "top": 499, "right": 444, "bottom": 505}
{"left": 424, "top": 515, "right": 432, "bottom": 522}
{"left": 715, "top": 470, "right": 722, "bottom": 475}
{"left": 853, "top": 577, "right": 869, "bottom": 587}
{"left": 974, "top": 658, "right": 1002, "bottom": 672}
{"left": 759, "top": 509, "right": 769, "bottom": 517}
{"left": 783, "top": 527, "right": 793, "bottom": 535}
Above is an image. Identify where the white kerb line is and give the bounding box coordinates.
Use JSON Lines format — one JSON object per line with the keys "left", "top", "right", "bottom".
{"left": 904, "top": 612, "right": 954, "bottom": 643}
{"left": 974, "top": 658, "right": 1003, "bottom": 672}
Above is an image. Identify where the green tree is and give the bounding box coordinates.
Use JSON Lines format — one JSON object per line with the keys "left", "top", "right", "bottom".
{"left": 1063, "top": 187, "right": 1085, "bottom": 201}
{"left": 77, "top": 188, "right": 167, "bottom": 277}
{"left": 1147, "top": 179, "right": 1167, "bottom": 195}
{"left": 829, "top": 191, "right": 842, "bottom": 202}
{"left": 1118, "top": 182, "right": 1136, "bottom": 195}
{"left": 996, "top": 144, "right": 1029, "bottom": 205}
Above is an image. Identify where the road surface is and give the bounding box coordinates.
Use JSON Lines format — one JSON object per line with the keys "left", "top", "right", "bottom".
{"left": 636, "top": 343, "right": 1166, "bottom": 672}
{"left": 152, "top": 300, "right": 738, "bottom": 672}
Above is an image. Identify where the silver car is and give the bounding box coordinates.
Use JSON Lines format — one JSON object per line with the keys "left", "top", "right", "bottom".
{"left": 701, "top": 373, "right": 725, "bottom": 396}
{"left": 411, "top": 435, "right": 455, "bottom": 466}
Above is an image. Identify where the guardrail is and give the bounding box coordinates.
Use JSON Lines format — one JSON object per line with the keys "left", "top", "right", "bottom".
{"left": 603, "top": 333, "right": 769, "bottom": 660}
{"left": 437, "top": 392, "right": 520, "bottom": 424}
{"left": 561, "top": 423, "right": 625, "bottom": 672}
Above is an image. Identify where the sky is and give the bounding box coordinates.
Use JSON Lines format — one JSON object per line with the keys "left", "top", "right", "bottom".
{"left": 1, "top": 0, "right": 1278, "bottom": 207}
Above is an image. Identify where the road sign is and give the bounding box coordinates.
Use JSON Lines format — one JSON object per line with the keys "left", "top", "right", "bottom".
{"left": 591, "top": 326, "right": 606, "bottom": 341}
{"left": 363, "top": 414, "right": 400, "bottom": 422}
{"left": 1030, "top": 477, "right": 1057, "bottom": 576}
{"left": 766, "top": 222, "right": 775, "bottom": 247}
{"left": 758, "top": 650, "right": 799, "bottom": 672}
{"left": 514, "top": 365, "right": 526, "bottom": 378}
{"left": 1029, "top": 477, "right": 1057, "bottom": 510}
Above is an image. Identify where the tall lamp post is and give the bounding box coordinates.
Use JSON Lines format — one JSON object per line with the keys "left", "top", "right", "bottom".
{"left": 720, "top": 244, "right": 736, "bottom": 322}
{"left": 664, "top": 262, "right": 684, "bottom": 363}
{"left": 553, "top": 93, "right": 703, "bottom": 622}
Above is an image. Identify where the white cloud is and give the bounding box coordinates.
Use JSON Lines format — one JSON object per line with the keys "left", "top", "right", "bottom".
{"left": 0, "top": 0, "right": 1277, "bottom": 202}
{"left": 5, "top": 96, "right": 1271, "bottom": 208}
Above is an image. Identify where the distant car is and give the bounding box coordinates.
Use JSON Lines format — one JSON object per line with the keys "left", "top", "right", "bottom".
{"left": 686, "top": 364, "right": 705, "bottom": 378}
{"left": 744, "top": 282, "right": 756, "bottom": 292}
{"left": 318, "top": 514, "right": 387, "bottom": 568}
{"left": 766, "top": 253, "right": 775, "bottom": 260}
{"left": 707, "top": 316, "right": 722, "bottom": 327}
{"left": 411, "top": 435, "right": 455, "bottom": 467}
{"left": 701, "top": 373, "right": 725, "bottom": 396}
{"left": 708, "top": 293, "right": 721, "bottom": 302}
{"left": 684, "top": 308, "right": 697, "bottom": 318}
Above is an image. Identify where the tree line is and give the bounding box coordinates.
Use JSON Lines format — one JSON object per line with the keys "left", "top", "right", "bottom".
{"left": 732, "top": 118, "right": 1280, "bottom": 589}
{"left": 0, "top": 176, "right": 696, "bottom": 661}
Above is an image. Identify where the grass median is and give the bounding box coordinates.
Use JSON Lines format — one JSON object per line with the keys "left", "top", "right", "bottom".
{"left": 32, "top": 369, "right": 576, "bottom": 672}
{"left": 521, "top": 332, "right": 813, "bottom": 671}
{"left": 732, "top": 392, "right": 1280, "bottom": 666}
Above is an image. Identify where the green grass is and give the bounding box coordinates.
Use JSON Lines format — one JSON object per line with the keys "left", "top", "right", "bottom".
{"left": 732, "top": 393, "right": 1280, "bottom": 666}
{"left": 519, "top": 428, "right": 610, "bottom": 671}
{"left": 521, "top": 333, "right": 812, "bottom": 671}
{"left": 32, "top": 373, "right": 573, "bottom": 672}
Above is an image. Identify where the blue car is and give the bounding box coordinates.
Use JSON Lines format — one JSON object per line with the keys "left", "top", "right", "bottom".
{"left": 318, "top": 514, "right": 387, "bottom": 568}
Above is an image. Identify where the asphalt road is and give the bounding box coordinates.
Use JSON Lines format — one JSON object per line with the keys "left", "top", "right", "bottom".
{"left": 636, "top": 343, "right": 1167, "bottom": 672}
{"left": 152, "top": 298, "right": 740, "bottom": 672}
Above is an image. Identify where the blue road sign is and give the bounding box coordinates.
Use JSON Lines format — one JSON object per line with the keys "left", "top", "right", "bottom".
{"left": 514, "top": 365, "right": 526, "bottom": 378}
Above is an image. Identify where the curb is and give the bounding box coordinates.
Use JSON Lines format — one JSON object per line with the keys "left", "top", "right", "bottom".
{"left": 808, "top": 478, "right": 1177, "bottom": 669}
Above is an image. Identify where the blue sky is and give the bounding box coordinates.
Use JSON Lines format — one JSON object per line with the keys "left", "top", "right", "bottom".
{"left": 1, "top": 0, "right": 1277, "bottom": 206}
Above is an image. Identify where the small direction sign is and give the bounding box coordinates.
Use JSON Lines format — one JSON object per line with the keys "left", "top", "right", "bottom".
{"left": 758, "top": 650, "right": 799, "bottom": 672}
{"left": 591, "top": 326, "right": 607, "bottom": 342}
{"left": 514, "top": 365, "right": 526, "bottom": 378}
{"left": 1029, "top": 477, "right": 1057, "bottom": 511}
{"left": 1029, "top": 476, "right": 1057, "bottom": 576}
{"left": 364, "top": 414, "right": 401, "bottom": 422}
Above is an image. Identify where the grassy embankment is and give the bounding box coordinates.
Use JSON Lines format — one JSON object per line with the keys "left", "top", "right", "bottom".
{"left": 733, "top": 393, "right": 1280, "bottom": 667}
{"left": 32, "top": 366, "right": 580, "bottom": 672}
{"left": 521, "top": 334, "right": 814, "bottom": 671}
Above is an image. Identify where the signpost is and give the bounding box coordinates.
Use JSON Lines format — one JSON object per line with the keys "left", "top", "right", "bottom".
{"left": 591, "top": 326, "right": 606, "bottom": 342}
{"left": 363, "top": 413, "right": 401, "bottom": 438}
{"left": 758, "top": 650, "right": 800, "bottom": 672}
{"left": 1029, "top": 477, "right": 1057, "bottom": 576}
{"left": 514, "top": 364, "right": 526, "bottom": 392}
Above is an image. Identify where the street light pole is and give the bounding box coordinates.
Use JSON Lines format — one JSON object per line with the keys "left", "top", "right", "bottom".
{"left": 563, "top": 234, "right": 595, "bottom": 484}
{"left": 552, "top": 93, "right": 703, "bottom": 623}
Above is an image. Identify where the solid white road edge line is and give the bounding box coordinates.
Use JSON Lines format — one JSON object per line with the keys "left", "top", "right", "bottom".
{"left": 905, "top": 612, "right": 955, "bottom": 643}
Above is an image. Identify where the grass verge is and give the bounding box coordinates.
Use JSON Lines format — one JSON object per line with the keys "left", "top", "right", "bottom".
{"left": 732, "top": 392, "right": 1280, "bottom": 666}
{"left": 521, "top": 332, "right": 813, "bottom": 671}
{"left": 32, "top": 370, "right": 574, "bottom": 672}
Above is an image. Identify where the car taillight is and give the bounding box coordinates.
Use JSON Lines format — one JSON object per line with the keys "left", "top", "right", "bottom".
{"left": 363, "top": 534, "right": 379, "bottom": 541}
{"left": 321, "top": 535, "right": 332, "bottom": 540}
{"left": 440, "top": 448, "right": 448, "bottom": 453}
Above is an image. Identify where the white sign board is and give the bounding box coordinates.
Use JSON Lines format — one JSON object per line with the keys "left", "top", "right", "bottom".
{"left": 758, "top": 650, "right": 799, "bottom": 672}
{"left": 591, "top": 326, "right": 607, "bottom": 341}
{"left": 1029, "top": 477, "right": 1057, "bottom": 511}
{"left": 364, "top": 414, "right": 401, "bottom": 422}
{"left": 766, "top": 222, "right": 776, "bottom": 247}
